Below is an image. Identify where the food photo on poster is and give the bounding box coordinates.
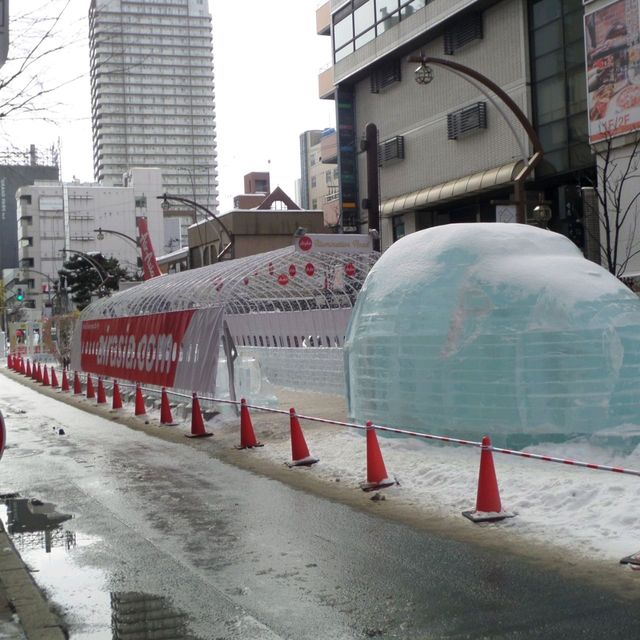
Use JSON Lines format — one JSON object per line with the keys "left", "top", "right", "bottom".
{"left": 585, "top": 0, "right": 640, "bottom": 142}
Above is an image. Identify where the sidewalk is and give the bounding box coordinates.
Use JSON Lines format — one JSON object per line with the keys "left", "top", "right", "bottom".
{"left": 0, "top": 518, "right": 66, "bottom": 639}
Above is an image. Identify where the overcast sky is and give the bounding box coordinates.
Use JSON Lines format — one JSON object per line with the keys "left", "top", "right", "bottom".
{"left": 1, "top": 0, "right": 335, "bottom": 211}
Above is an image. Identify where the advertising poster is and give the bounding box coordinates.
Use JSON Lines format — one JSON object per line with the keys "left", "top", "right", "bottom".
{"left": 585, "top": 0, "right": 640, "bottom": 142}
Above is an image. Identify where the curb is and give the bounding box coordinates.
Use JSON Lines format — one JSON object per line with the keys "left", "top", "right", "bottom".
{"left": 0, "top": 520, "right": 67, "bottom": 639}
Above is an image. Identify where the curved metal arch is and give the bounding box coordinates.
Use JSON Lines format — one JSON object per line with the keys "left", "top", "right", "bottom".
{"left": 81, "top": 244, "right": 379, "bottom": 321}
{"left": 159, "top": 193, "right": 233, "bottom": 260}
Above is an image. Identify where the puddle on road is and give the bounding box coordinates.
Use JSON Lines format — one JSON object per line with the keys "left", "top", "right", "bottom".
{"left": 0, "top": 495, "right": 196, "bottom": 639}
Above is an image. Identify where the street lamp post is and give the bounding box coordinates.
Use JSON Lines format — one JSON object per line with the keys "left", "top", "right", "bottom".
{"left": 158, "top": 193, "right": 233, "bottom": 261}
{"left": 94, "top": 227, "right": 140, "bottom": 247}
{"left": 408, "top": 55, "right": 545, "bottom": 225}
{"left": 93, "top": 227, "right": 143, "bottom": 278}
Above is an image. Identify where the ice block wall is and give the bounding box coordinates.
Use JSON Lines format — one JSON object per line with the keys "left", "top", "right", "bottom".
{"left": 344, "top": 224, "right": 640, "bottom": 445}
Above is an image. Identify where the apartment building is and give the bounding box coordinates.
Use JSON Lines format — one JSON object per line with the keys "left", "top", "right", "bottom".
{"left": 88, "top": 0, "right": 218, "bottom": 232}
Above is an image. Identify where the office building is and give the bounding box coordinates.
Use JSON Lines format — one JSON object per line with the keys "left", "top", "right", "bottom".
{"left": 15, "top": 168, "right": 165, "bottom": 314}
{"left": 316, "top": 0, "right": 595, "bottom": 252}
{"left": 0, "top": 145, "right": 59, "bottom": 271}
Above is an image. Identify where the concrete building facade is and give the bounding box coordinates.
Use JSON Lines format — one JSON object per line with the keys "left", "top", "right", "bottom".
{"left": 317, "top": 0, "right": 595, "bottom": 252}
{"left": 15, "top": 168, "right": 165, "bottom": 314}
{"left": 299, "top": 130, "right": 340, "bottom": 229}
{"left": 0, "top": 146, "right": 59, "bottom": 272}
{"left": 88, "top": 0, "right": 218, "bottom": 224}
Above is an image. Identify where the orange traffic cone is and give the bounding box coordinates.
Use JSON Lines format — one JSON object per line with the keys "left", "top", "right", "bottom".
{"left": 7, "top": 354, "right": 12, "bottom": 369}
{"left": 50, "top": 367, "right": 59, "bottom": 388}
{"left": 73, "top": 371, "right": 82, "bottom": 395}
{"left": 462, "top": 436, "right": 515, "bottom": 523}
{"left": 134, "top": 383, "right": 146, "bottom": 416}
{"left": 86, "top": 374, "right": 95, "bottom": 399}
{"left": 286, "top": 408, "right": 318, "bottom": 467}
{"left": 34, "top": 363, "right": 41, "bottom": 381}
{"left": 360, "top": 421, "right": 396, "bottom": 492}
{"left": 25, "top": 360, "right": 32, "bottom": 378}
{"left": 42, "top": 365, "right": 50, "bottom": 386}
{"left": 186, "top": 392, "right": 212, "bottom": 438}
{"left": 112, "top": 380, "right": 123, "bottom": 410}
{"left": 97, "top": 377, "right": 107, "bottom": 404}
{"left": 236, "top": 398, "right": 263, "bottom": 449}
{"left": 160, "top": 387, "right": 177, "bottom": 425}
{"left": 61, "top": 369, "right": 70, "bottom": 392}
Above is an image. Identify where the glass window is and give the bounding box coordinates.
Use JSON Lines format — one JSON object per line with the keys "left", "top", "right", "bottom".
{"left": 563, "top": 9, "right": 583, "bottom": 44}
{"left": 392, "top": 215, "right": 405, "bottom": 242}
{"left": 536, "top": 75, "right": 566, "bottom": 124}
{"left": 531, "top": 0, "right": 561, "bottom": 29}
{"left": 538, "top": 119, "right": 567, "bottom": 151}
{"left": 535, "top": 49, "right": 563, "bottom": 81}
{"left": 333, "top": 14, "right": 353, "bottom": 50}
{"left": 533, "top": 20, "right": 562, "bottom": 58}
{"left": 355, "top": 28, "right": 375, "bottom": 49}
{"left": 354, "top": 0, "right": 374, "bottom": 35}
{"left": 377, "top": 2, "right": 400, "bottom": 32}
{"left": 335, "top": 43, "right": 353, "bottom": 62}
{"left": 567, "top": 66, "right": 586, "bottom": 117}
{"left": 564, "top": 40, "right": 584, "bottom": 68}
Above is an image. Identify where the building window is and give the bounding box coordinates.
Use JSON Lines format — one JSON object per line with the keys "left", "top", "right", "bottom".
{"left": 392, "top": 215, "right": 405, "bottom": 241}
{"left": 135, "top": 196, "right": 147, "bottom": 208}
{"left": 444, "top": 13, "right": 483, "bottom": 55}
{"left": 333, "top": 0, "right": 430, "bottom": 63}
{"left": 447, "top": 102, "right": 487, "bottom": 140}
{"left": 311, "top": 176, "right": 317, "bottom": 187}
{"left": 529, "top": 0, "right": 590, "bottom": 176}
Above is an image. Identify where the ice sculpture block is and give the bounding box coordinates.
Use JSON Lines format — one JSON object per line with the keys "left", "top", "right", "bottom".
{"left": 344, "top": 223, "right": 640, "bottom": 447}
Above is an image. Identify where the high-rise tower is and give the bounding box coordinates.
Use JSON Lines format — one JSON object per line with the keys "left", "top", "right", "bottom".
{"left": 88, "top": 0, "right": 218, "bottom": 217}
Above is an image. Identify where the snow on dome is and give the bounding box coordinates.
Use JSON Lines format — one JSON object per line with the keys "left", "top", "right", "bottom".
{"left": 344, "top": 223, "right": 640, "bottom": 448}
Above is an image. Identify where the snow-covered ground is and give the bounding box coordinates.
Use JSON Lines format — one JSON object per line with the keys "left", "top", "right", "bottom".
{"left": 4, "top": 366, "right": 640, "bottom": 571}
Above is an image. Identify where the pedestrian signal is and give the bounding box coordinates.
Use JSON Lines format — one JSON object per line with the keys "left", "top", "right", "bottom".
{"left": 16, "top": 288, "right": 24, "bottom": 301}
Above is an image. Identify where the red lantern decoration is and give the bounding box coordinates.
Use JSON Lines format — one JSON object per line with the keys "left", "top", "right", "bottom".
{"left": 305, "top": 263, "right": 315, "bottom": 276}
{"left": 288, "top": 264, "right": 297, "bottom": 277}
{"left": 298, "top": 236, "right": 312, "bottom": 251}
{"left": 268, "top": 262, "right": 275, "bottom": 275}
{"left": 243, "top": 277, "right": 249, "bottom": 285}
{"left": 277, "top": 274, "right": 289, "bottom": 286}
{"left": 345, "top": 262, "right": 356, "bottom": 277}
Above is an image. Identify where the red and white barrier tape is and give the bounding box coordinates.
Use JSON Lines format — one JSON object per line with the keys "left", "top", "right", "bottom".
{"left": 23, "top": 369, "right": 640, "bottom": 479}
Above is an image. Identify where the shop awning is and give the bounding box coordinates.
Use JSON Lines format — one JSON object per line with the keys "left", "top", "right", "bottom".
{"left": 380, "top": 160, "right": 524, "bottom": 217}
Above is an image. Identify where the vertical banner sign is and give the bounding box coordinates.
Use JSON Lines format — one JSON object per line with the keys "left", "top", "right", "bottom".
{"left": 136, "top": 216, "right": 163, "bottom": 280}
{"left": 76, "top": 308, "right": 224, "bottom": 395}
{"left": 585, "top": 0, "right": 640, "bottom": 142}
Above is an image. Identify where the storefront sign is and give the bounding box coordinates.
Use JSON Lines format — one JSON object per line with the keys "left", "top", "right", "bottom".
{"left": 585, "top": 0, "right": 640, "bottom": 142}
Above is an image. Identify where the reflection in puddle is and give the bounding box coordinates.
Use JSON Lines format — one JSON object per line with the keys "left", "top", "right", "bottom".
{"left": 0, "top": 495, "right": 198, "bottom": 639}
{"left": 5, "top": 496, "right": 75, "bottom": 553}
{"left": 111, "top": 592, "right": 191, "bottom": 639}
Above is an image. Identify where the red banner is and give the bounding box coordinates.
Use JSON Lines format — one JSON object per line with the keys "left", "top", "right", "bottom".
{"left": 136, "top": 216, "right": 163, "bottom": 280}
{"left": 80, "top": 310, "right": 194, "bottom": 386}
{"left": 77, "top": 308, "right": 224, "bottom": 394}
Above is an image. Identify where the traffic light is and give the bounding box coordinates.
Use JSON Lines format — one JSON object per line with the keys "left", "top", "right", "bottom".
{"left": 16, "top": 288, "right": 24, "bottom": 301}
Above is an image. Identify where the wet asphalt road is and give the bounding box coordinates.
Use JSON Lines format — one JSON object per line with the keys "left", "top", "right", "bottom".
{"left": 2, "top": 376, "right": 640, "bottom": 639}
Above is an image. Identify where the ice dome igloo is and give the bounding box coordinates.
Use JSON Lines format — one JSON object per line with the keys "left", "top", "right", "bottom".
{"left": 344, "top": 223, "right": 640, "bottom": 448}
